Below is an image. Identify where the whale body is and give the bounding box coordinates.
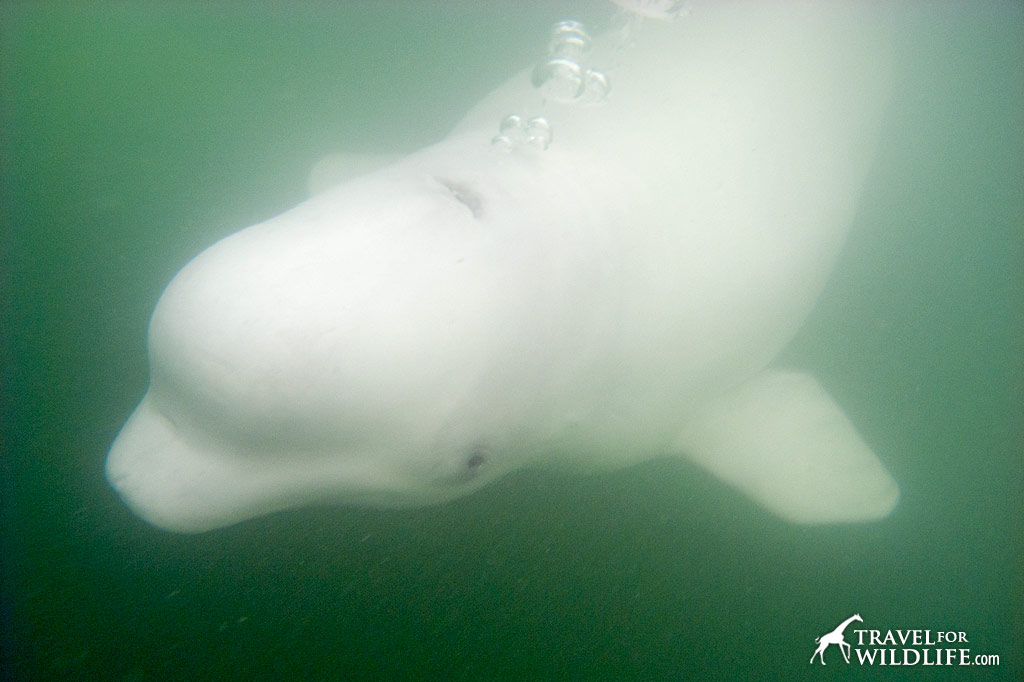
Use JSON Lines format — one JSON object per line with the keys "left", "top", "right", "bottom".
{"left": 106, "top": 1, "right": 900, "bottom": 533}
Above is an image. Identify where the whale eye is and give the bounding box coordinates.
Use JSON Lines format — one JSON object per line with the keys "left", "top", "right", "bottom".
{"left": 466, "top": 447, "right": 486, "bottom": 474}
{"left": 437, "top": 178, "right": 483, "bottom": 219}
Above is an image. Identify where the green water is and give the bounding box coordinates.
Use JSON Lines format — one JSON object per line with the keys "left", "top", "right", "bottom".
{"left": 2, "top": 3, "right": 1021, "bottom": 680}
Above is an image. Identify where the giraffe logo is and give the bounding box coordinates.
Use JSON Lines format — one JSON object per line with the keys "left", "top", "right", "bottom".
{"left": 810, "top": 614, "right": 863, "bottom": 665}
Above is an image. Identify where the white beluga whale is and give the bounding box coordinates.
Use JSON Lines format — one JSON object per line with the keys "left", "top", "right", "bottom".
{"left": 106, "top": 1, "right": 900, "bottom": 533}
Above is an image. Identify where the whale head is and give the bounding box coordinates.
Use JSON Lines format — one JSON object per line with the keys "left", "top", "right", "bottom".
{"left": 107, "top": 156, "right": 546, "bottom": 532}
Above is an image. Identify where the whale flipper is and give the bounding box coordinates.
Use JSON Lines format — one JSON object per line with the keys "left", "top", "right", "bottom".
{"left": 675, "top": 370, "right": 899, "bottom": 523}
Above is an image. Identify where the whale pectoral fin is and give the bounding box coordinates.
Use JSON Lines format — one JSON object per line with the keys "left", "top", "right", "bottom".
{"left": 674, "top": 369, "right": 899, "bottom": 523}
{"left": 307, "top": 152, "right": 402, "bottom": 195}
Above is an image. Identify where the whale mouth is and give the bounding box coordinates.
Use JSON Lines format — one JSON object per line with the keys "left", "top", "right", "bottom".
{"left": 106, "top": 394, "right": 452, "bottom": 533}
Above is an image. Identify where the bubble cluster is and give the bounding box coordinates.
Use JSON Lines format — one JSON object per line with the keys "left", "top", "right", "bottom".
{"left": 491, "top": 19, "right": 611, "bottom": 153}
{"left": 491, "top": 114, "right": 552, "bottom": 151}
{"left": 531, "top": 20, "right": 609, "bottom": 105}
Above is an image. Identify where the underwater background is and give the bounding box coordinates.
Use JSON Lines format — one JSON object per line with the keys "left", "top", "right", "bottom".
{"left": 1, "top": 2, "right": 1020, "bottom": 680}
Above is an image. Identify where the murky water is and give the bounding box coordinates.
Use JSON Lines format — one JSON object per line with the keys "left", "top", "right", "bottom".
{"left": 2, "top": 3, "right": 1020, "bottom": 680}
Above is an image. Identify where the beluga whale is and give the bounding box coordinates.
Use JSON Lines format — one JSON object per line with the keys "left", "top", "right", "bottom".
{"left": 106, "top": 0, "right": 900, "bottom": 533}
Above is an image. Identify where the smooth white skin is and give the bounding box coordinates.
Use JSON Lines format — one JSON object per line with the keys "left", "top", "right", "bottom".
{"left": 106, "top": 1, "right": 896, "bottom": 532}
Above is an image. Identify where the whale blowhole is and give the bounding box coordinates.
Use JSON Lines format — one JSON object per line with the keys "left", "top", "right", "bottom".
{"left": 437, "top": 178, "right": 483, "bottom": 219}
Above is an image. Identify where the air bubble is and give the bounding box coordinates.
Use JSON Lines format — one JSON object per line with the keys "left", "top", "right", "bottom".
{"left": 492, "top": 115, "right": 525, "bottom": 151}
{"left": 549, "top": 20, "right": 591, "bottom": 60}
{"left": 499, "top": 114, "right": 523, "bottom": 137}
{"left": 580, "top": 69, "right": 611, "bottom": 105}
{"left": 532, "top": 57, "right": 585, "bottom": 103}
{"left": 524, "top": 116, "right": 552, "bottom": 150}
